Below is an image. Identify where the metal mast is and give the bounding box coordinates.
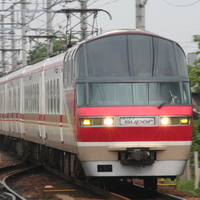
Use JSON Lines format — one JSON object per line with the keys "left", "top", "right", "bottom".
{"left": 80, "top": 0, "right": 87, "bottom": 40}
{"left": 47, "top": 0, "right": 53, "bottom": 56}
{"left": 136, "top": 0, "right": 147, "bottom": 30}
{"left": 11, "top": 5, "right": 17, "bottom": 69}
{"left": 21, "top": 0, "right": 27, "bottom": 67}
{"left": 1, "top": 14, "right": 5, "bottom": 73}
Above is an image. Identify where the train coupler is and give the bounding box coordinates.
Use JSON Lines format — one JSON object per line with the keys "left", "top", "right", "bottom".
{"left": 119, "top": 149, "right": 155, "bottom": 166}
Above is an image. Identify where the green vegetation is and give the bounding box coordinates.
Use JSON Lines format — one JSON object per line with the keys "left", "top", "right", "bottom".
{"left": 163, "top": 34, "right": 200, "bottom": 196}
{"left": 27, "top": 30, "right": 76, "bottom": 64}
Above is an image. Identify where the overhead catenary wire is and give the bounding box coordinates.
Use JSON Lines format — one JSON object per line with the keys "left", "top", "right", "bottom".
{"left": 163, "top": 0, "right": 200, "bottom": 7}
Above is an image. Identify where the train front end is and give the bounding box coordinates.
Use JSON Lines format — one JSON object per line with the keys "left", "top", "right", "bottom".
{"left": 74, "top": 30, "right": 193, "bottom": 182}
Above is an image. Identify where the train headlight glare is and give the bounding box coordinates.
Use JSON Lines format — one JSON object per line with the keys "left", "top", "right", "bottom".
{"left": 82, "top": 119, "right": 92, "bottom": 126}
{"left": 103, "top": 118, "right": 114, "bottom": 126}
{"left": 180, "top": 118, "right": 189, "bottom": 124}
{"left": 160, "top": 117, "right": 170, "bottom": 125}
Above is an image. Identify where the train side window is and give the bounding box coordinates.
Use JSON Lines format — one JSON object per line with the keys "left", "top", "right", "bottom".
{"left": 67, "top": 51, "right": 72, "bottom": 88}
{"left": 45, "top": 81, "right": 48, "bottom": 114}
{"left": 2, "top": 90, "right": 5, "bottom": 113}
{"left": 75, "top": 46, "right": 85, "bottom": 78}
{"left": 50, "top": 80, "right": 53, "bottom": 113}
{"left": 57, "top": 79, "right": 60, "bottom": 113}
{"left": 63, "top": 52, "right": 71, "bottom": 89}
{"left": 37, "top": 83, "right": 39, "bottom": 113}
{"left": 76, "top": 84, "right": 86, "bottom": 106}
{"left": 24, "top": 86, "right": 27, "bottom": 113}
{"left": 182, "top": 82, "right": 191, "bottom": 104}
{"left": 0, "top": 91, "right": 1, "bottom": 112}
{"left": 18, "top": 87, "right": 20, "bottom": 113}
{"left": 175, "top": 45, "right": 188, "bottom": 77}
{"left": 63, "top": 49, "right": 76, "bottom": 88}
{"left": 13, "top": 88, "right": 16, "bottom": 112}
{"left": 47, "top": 81, "right": 50, "bottom": 113}
{"left": 54, "top": 79, "right": 56, "bottom": 114}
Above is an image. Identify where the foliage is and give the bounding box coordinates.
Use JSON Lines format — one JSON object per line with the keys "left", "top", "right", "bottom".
{"left": 191, "top": 116, "right": 200, "bottom": 152}
{"left": 27, "top": 30, "right": 69, "bottom": 64}
{"left": 176, "top": 179, "right": 197, "bottom": 195}
{"left": 188, "top": 35, "right": 200, "bottom": 92}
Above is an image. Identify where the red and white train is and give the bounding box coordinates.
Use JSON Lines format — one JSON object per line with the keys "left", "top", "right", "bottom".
{"left": 0, "top": 29, "right": 193, "bottom": 190}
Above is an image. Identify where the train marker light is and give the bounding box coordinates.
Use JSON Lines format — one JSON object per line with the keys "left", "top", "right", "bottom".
{"left": 180, "top": 118, "right": 189, "bottom": 124}
{"left": 103, "top": 118, "right": 114, "bottom": 126}
{"left": 160, "top": 117, "right": 170, "bottom": 125}
{"left": 171, "top": 117, "right": 179, "bottom": 124}
{"left": 82, "top": 119, "right": 92, "bottom": 126}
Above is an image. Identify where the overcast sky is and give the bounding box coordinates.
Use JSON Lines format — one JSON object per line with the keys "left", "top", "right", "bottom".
{"left": 65, "top": 0, "right": 200, "bottom": 56}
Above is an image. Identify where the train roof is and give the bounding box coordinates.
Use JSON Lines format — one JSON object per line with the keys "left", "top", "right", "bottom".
{"left": 76, "top": 29, "right": 184, "bottom": 53}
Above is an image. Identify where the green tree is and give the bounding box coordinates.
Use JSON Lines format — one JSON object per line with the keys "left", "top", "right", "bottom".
{"left": 27, "top": 30, "right": 73, "bottom": 64}
{"left": 188, "top": 35, "right": 200, "bottom": 92}
{"left": 189, "top": 35, "right": 200, "bottom": 153}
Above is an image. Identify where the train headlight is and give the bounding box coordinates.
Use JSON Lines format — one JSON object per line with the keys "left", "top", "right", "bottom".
{"left": 79, "top": 117, "right": 114, "bottom": 127}
{"left": 81, "top": 119, "right": 92, "bottom": 126}
{"left": 160, "top": 116, "right": 191, "bottom": 126}
{"left": 160, "top": 117, "right": 170, "bottom": 125}
{"left": 103, "top": 118, "right": 114, "bottom": 126}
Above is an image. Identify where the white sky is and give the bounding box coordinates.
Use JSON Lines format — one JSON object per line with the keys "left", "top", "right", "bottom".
{"left": 70, "top": 0, "right": 200, "bottom": 56}
{"left": 1, "top": 0, "right": 200, "bottom": 63}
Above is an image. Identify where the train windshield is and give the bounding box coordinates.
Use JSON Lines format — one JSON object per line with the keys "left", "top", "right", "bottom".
{"left": 75, "top": 34, "right": 187, "bottom": 78}
{"left": 76, "top": 82, "right": 191, "bottom": 106}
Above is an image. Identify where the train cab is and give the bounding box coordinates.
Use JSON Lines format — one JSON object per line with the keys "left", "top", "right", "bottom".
{"left": 73, "top": 30, "right": 193, "bottom": 189}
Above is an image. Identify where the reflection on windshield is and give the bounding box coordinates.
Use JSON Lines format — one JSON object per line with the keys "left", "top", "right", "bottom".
{"left": 76, "top": 82, "right": 191, "bottom": 106}
{"left": 75, "top": 34, "right": 187, "bottom": 78}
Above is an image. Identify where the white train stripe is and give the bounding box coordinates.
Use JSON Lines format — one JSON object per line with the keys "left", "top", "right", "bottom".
{"left": 77, "top": 141, "right": 192, "bottom": 147}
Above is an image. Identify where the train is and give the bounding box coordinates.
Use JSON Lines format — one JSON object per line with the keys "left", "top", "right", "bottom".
{"left": 0, "top": 29, "right": 193, "bottom": 191}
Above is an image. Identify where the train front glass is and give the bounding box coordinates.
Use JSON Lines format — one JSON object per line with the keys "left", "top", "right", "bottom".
{"left": 75, "top": 33, "right": 191, "bottom": 106}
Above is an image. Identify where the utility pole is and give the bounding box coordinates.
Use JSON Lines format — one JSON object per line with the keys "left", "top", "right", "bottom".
{"left": 11, "top": 5, "right": 17, "bottom": 69}
{"left": 47, "top": 0, "right": 53, "bottom": 56}
{"left": 21, "top": 0, "right": 27, "bottom": 67}
{"left": 80, "top": 0, "right": 87, "bottom": 40}
{"left": 1, "top": 15, "right": 5, "bottom": 72}
{"left": 136, "top": 0, "right": 147, "bottom": 30}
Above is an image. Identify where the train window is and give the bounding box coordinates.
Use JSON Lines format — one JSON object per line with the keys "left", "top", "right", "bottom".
{"left": 2, "top": 91, "right": 4, "bottom": 112}
{"left": 53, "top": 79, "right": 57, "bottom": 113}
{"left": 63, "top": 50, "right": 75, "bottom": 89}
{"left": 154, "top": 38, "right": 178, "bottom": 76}
{"left": 57, "top": 79, "right": 60, "bottom": 113}
{"left": 89, "top": 83, "right": 133, "bottom": 106}
{"left": 63, "top": 52, "right": 69, "bottom": 89}
{"left": 85, "top": 35, "right": 130, "bottom": 77}
{"left": 175, "top": 45, "right": 188, "bottom": 77}
{"left": 77, "top": 84, "right": 86, "bottom": 106}
{"left": 129, "top": 35, "right": 153, "bottom": 76}
{"left": 75, "top": 47, "right": 85, "bottom": 78}
{"left": 77, "top": 82, "right": 186, "bottom": 107}
{"left": 182, "top": 82, "right": 191, "bottom": 104}
{"left": 18, "top": 87, "right": 20, "bottom": 113}
{"left": 76, "top": 34, "right": 186, "bottom": 78}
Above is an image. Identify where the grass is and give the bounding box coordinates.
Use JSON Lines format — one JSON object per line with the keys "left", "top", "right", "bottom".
{"left": 165, "top": 178, "right": 200, "bottom": 196}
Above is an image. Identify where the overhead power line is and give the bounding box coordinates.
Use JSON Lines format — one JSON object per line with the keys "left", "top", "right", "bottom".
{"left": 163, "top": 0, "right": 200, "bottom": 7}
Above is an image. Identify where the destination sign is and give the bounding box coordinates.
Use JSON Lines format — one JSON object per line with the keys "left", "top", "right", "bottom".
{"left": 120, "top": 117, "right": 155, "bottom": 126}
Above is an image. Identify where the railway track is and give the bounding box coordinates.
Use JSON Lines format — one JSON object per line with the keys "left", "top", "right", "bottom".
{"left": 0, "top": 150, "right": 193, "bottom": 200}
{"left": 0, "top": 162, "right": 42, "bottom": 200}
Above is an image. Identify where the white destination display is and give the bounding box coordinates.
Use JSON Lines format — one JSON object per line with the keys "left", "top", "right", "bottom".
{"left": 120, "top": 117, "right": 155, "bottom": 126}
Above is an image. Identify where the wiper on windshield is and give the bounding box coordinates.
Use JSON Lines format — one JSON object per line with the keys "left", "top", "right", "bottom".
{"left": 158, "top": 91, "right": 177, "bottom": 109}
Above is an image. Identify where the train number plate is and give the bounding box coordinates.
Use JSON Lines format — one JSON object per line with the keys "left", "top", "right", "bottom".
{"left": 120, "top": 117, "right": 155, "bottom": 126}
